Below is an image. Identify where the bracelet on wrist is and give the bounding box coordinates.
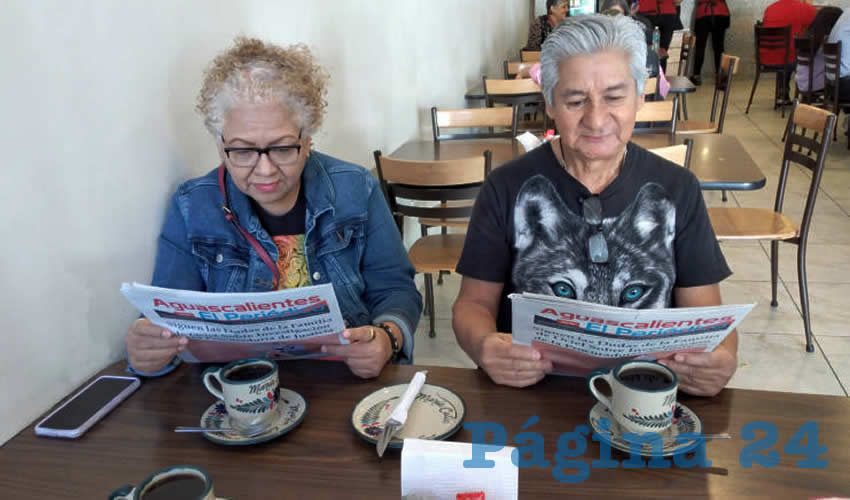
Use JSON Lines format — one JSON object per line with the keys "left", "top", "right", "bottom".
{"left": 376, "top": 322, "right": 401, "bottom": 362}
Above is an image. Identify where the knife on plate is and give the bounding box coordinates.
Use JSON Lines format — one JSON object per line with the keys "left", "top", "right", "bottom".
{"left": 376, "top": 370, "right": 427, "bottom": 457}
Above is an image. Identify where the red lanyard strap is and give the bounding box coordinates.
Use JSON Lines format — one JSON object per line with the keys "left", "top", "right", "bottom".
{"left": 217, "top": 165, "right": 280, "bottom": 289}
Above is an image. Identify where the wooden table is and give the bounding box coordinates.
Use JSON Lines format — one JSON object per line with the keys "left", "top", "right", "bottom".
{"left": 391, "top": 135, "right": 766, "bottom": 192}
{"left": 2, "top": 361, "right": 848, "bottom": 498}
{"left": 666, "top": 76, "right": 697, "bottom": 93}
{"left": 630, "top": 134, "right": 767, "bottom": 191}
{"left": 465, "top": 77, "right": 696, "bottom": 103}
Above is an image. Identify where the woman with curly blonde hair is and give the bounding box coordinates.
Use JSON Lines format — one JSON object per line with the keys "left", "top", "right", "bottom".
{"left": 126, "top": 37, "right": 421, "bottom": 379}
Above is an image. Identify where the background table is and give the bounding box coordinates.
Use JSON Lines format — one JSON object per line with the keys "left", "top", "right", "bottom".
{"left": 391, "top": 135, "right": 765, "bottom": 192}
{"left": 2, "top": 361, "right": 848, "bottom": 499}
{"left": 465, "top": 77, "right": 697, "bottom": 104}
{"left": 630, "top": 134, "right": 766, "bottom": 191}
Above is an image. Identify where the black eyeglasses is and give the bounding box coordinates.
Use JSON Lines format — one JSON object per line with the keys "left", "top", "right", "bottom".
{"left": 221, "top": 130, "right": 303, "bottom": 168}
{"left": 583, "top": 196, "right": 609, "bottom": 264}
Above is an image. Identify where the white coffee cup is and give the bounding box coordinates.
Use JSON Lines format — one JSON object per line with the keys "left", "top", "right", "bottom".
{"left": 202, "top": 358, "right": 279, "bottom": 434}
{"left": 109, "top": 465, "right": 221, "bottom": 500}
{"left": 587, "top": 360, "right": 678, "bottom": 434}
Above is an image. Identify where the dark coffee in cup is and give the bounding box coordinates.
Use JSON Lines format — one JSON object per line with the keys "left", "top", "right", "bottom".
{"left": 225, "top": 365, "right": 273, "bottom": 382}
{"left": 142, "top": 474, "right": 207, "bottom": 500}
{"left": 619, "top": 368, "right": 674, "bottom": 391}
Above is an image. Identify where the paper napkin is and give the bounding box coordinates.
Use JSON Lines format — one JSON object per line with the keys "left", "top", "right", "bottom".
{"left": 401, "top": 438, "right": 518, "bottom": 500}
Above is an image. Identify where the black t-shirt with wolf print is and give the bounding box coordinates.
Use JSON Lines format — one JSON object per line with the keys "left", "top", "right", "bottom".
{"left": 456, "top": 141, "right": 732, "bottom": 333}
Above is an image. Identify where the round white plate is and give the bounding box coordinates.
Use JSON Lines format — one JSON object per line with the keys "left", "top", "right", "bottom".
{"left": 351, "top": 383, "right": 466, "bottom": 449}
{"left": 588, "top": 401, "right": 703, "bottom": 457}
{"left": 199, "top": 388, "right": 307, "bottom": 446}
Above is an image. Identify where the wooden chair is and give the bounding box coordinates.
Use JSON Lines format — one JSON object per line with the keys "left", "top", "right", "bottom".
{"left": 483, "top": 77, "right": 548, "bottom": 131}
{"left": 793, "top": 35, "right": 821, "bottom": 105}
{"left": 431, "top": 106, "right": 519, "bottom": 141}
{"left": 373, "top": 151, "right": 492, "bottom": 338}
{"left": 633, "top": 99, "right": 678, "bottom": 135}
{"left": 746, "top": 24, "right": 792, "bottom": 117}
{"left": 708, "top": 103, "right": 836, "bottom": 352}
{"left": 520, "top": 50, "right": 541, "bottom": 62}
{"left": 503, "top": 61, "right": 528, "bottom": 79}
{"left": 676, "top": 33, "right": 694, "bottom": 119}
{"left": 678, "top": 54, "right": 739, "bottom": 134}
{"left": 648, "top": 138, "right": 694, "bottom": 168}
{"left": 822, "top": 41, "right": 850, "bottom": 149}
{"left": 644, "top": 77, "right": 658, "bottom": 100}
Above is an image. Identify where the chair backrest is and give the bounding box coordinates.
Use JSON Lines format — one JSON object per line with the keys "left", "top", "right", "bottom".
{"left": 823, "top": 41, "right": 844, "bottom": 114}
{"left": 644, "top": 77, "right": 658, "bottom": 97}
{"left": 678, "top": 33, "right": 694, "bottom": 76}
{"left": 520, "top": 50, "right": 541, "bottom": 62}
{"left": 503, "top": 61, "right": 526, "bottom": 79}
{"left": 431, "top": 106, "right": 519, "bottom": 141}
{"left": 776, "top": 103, "right": 836, "bottom": 238}
{"left": 754, "top": 24, "right": 791, "bottom": 67}
{"left": 633, "top": 99, "right": 679, "bottom": 135}
{"left": 794, "top": 35, "right": 817, "bottom": 100}
{"left": 373, "top": 151, "right": 492, "bottom": 224}
{"left": 649, "top": 138, "right": 694, "bottom": 169}
{"left": 708, "top": 54, "right": 740, "bottom": 133}
{"left": 483, "top": 77, "right": 545, "bottom": 115}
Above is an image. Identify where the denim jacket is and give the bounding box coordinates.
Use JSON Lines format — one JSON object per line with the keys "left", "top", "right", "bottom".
{"left": 130, "top": 151, "right": 422, "bottom": 375}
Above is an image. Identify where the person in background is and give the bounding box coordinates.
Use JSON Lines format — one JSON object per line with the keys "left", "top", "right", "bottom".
{"left": 636, "top": 0, "right": 678, "bottom": 59}
{"left": 525, "top": 0, "right": 570, "bottom": 50}
{"left": 826, "top": 7, "right": 850, "bottom": 100}
{"left": 762, "top": 0, "right": 817, "bottom": 102}
{"left": 796, "top": 6, "right": 843, "bottom": 95}
{"left": 453, "top": 15, "right": 736, "bottom": 396}
{"left": 600, "top": 0, "right": 670, "bottom": 95}
{"left": 673, "top": 0, "right": 685, "bottom": 31}
{"left": 522, "top": 2, "right": 670, "bottom": 98}
{"left": 125, "top": 37, "right": 422, "bottom": 379}
{"left": 692, "top": 0, "right": 731, "bottom": 86}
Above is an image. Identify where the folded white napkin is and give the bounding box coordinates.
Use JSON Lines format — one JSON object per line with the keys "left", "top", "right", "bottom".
{"left": 515, "top": 131, "right": 541, "bottom": 152}
{"left": 389, "top": 371, "right": 427, "bottom": 426}
{"left": 401, "top": 438, "right": 518, "bottom": 500}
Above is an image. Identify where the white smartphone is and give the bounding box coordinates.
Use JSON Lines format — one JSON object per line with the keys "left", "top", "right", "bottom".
{"left": 34, "top": 375, "right": 141, "bottom": 438}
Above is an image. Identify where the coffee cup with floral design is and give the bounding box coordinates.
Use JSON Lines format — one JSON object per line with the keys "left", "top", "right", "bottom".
{"left": 202, "top": 358, "right": 280, "bottom": 435}
{"left": 587, "top": 360, "right": 678, "bottom": 434}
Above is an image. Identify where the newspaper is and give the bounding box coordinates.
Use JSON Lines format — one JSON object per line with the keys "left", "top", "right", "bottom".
{"left": 121, "top": 282, "right": 347, "bottom": 363}
{"left": 510, "top": 292, "right": 755, "bottom": 377}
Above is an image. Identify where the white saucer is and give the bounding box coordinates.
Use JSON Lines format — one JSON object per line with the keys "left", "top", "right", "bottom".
{"left": 351, "top": 383, "right": 466, "bottom": 449}
{"left": 200, "top": 388, "right": 307, "bottom": 446}
{"left": 588, "top": 401, "right": 703, "bottom": 457}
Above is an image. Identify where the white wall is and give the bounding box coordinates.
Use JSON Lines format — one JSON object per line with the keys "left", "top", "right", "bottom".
{"left": 0, "top": 0, "right": 528, "bottom": 445}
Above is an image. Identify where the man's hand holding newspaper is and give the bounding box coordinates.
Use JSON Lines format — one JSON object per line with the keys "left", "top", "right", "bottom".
{"left": 509, "top": 293, "right": 754, "bottom": 393}
{"left": 478, "top": 333, "right": 554, "bottom": 388}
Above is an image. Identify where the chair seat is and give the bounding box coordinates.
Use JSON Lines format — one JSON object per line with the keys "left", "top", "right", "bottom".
{"left": 708, "top": 207, "right": 799, "bottom": 240}
{"left": 418, "top": 218, "right": 469, "bottom": 228}
{"left": 677, "top": 120, "right": 718, "bottom": 134}
{"left": 408, "top": 233, "right": 467, "bottom": 274}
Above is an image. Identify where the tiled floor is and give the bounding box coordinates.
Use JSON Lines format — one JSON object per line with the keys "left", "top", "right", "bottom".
{"left": 411, "top": 76, "right": 850, "bottom": 397}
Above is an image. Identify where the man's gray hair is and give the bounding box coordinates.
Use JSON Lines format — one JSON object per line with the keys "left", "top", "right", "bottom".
{"left": 541, "top": 14, "right": 648, "bottom": 106}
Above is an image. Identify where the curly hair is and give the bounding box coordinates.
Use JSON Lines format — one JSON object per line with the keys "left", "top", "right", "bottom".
{"left": 196, "top": 37, "right": 329, "bottom": 138}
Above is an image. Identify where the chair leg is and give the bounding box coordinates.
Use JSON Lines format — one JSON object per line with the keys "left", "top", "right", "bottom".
{"left": 770, "top": 241, "right": 779, "bottom": 307}
{"left": 745, "top": 69, "right": 761, "bottom": 114}
{"left": 681, "top": 94, "right": 689, "bottom": 121}
{"left": 422, "top": 273, "right": 432, "bottom": 318}
{"left": 425, "top": 273, "right": 436, "bottom": 338}
{"left": 797, "top": 243, "right": 814, "bottom": 353}
{"left": 721, "top": 190, "right": 727, "bottom": 202}
{"left": 437, "top": 227, "right": 447, "bottom": 285}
